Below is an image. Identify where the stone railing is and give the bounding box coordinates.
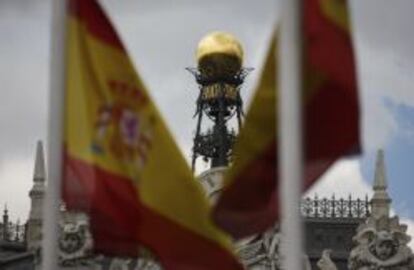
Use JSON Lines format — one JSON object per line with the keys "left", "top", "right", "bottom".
{"left": 301, "top": 195, "right": 370, "bottom": 219}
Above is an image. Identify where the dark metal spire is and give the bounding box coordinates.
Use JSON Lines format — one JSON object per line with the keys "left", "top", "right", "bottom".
{"left": 3, "top": 204, "right": 9, "bottom": 241}
{"left": 188, "top": 67, "right": 251, "bottom": 170}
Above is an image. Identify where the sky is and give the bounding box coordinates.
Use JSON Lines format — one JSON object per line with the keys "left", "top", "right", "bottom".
{"left": 0, "top": 0, "right": 413, "bottom": 249}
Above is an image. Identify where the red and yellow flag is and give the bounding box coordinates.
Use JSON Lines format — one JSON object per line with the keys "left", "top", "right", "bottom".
{"left": 62, "top": 1, "right": 243, "bottom": 269}
{"left": 213, "top": 0, "right": 360, "bottom": 238}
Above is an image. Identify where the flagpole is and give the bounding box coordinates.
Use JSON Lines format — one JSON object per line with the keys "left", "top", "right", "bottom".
{"left": 43, "top": 0, "right": 67, "bottom": 269}
{"left": 278, "top": 0, "right": 304, "bottom": 269}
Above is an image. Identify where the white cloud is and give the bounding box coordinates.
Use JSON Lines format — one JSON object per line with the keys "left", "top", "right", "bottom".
{"left": 0, "top": 0, "right": 48, "bottom": 159}
{"left": 348, "top": 0, "right": 414, "bottom": 151}
{"left": 101, "top": 0, "right": 276, "bottom": 157}
{"left": 306, "top": 159, "right": 372, "bottom": 199}
{"left": 401, "top": 218, "right": 414, "bottom": 251}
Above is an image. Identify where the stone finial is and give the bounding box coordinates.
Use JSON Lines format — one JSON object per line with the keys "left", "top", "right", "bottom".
{"left": 349, "top": 151, "right": 414, "bottom": 270}
{"left": 28, "top": 141, "right": 46, "bottom": 247}
{"left": 374, "top": 149, "right": 387, "bottom": 190}
{"left": 29, "top": 141, "right": 46, "bottom": 201}
{"left": 371, "top": 149, "right": 391, "bottom": 219}
{"left": 33, "top": 140, "right": 46, "bottom": 182}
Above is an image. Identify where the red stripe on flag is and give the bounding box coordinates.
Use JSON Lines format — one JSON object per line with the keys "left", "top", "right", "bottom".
{"left": 305, "top": 0, "right": 357, "bottom": 91}
{"left": 304, "top": 0, "right": 360, "bottom": 158}
{"left": 213, "top": 141, "right": 278, "bottom": 238}
{"left": 63, "top": 151, "right": 142, "bottom": 255}
{"left": 68, "top": 0, "right": 125, "bottom": 51}
{"left": 138, "top": 205, "right": 243, "bottom": 270}
{"left": 63, "top": 152, "right": 242, "bottom": 270}
{"left": 305, "top": 80, "right": 360, "bottom": 160}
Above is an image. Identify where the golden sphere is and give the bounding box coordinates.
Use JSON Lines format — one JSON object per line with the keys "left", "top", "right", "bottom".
{"left": 196, "top": 32, "right": 244, "bottom": 79}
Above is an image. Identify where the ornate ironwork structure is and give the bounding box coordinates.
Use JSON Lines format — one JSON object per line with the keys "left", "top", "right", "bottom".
{"left": 187, "top": 67, "right": 252, "bottom": 169}
{"left": 301, "top": 194, "right": 371, "bottom": 219}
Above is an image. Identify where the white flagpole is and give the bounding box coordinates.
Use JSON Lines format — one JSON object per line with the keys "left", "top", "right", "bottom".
{"left": 43, "top": 0, "right": 67, "bottom": 269}
{"left": 278, "top": 0, "right": 304, "bottom": 270}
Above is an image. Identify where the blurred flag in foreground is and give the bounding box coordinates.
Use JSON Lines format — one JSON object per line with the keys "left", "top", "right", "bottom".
{"left": 62, "top": 0, "right": 243, "bottom": 269}
{"left": 213, "top": 0, "right": 360, "bottom": 238}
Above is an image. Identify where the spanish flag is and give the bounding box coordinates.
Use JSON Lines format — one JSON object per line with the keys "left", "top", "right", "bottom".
{"left": 62, "top": 0, "right": 243, "bottom": 269}
{"left": 213, "top": 0, "right": 360, "bottom": 238}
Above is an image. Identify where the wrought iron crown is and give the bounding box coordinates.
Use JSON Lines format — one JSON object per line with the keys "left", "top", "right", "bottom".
{"left": 187, "top": 67, "right": 252, "bottom": 170}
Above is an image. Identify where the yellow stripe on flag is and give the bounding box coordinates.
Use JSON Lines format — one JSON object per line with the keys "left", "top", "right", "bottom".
{"left": 320, "top": 0, "right": 350, "bottom": 31}
{"left": 226, "top": 37, "right": 276, "bottom": 186}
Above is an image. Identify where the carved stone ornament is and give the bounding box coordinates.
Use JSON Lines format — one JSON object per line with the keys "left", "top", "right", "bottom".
{"left": 317, "top": 249, "right": 338, "bottom": 270}
{"left": 236, "top": 225, "right": 312, "bottom": 270}
{"left": 236, "top": 226, "right": 283, "bottom": 269}
{"left": 58, "top": 221, "right": 93, "bottom": 266}
{"left": 349, "top": 215, "right": 414, "bottom": 270}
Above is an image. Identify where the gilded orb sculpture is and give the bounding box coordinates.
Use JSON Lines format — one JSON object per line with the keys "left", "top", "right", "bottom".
{"left": 189, "top": 31, "right": 250, "bottom": 169}
{"left": 196, "top": 31, "right": 244, "bottom": 79}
